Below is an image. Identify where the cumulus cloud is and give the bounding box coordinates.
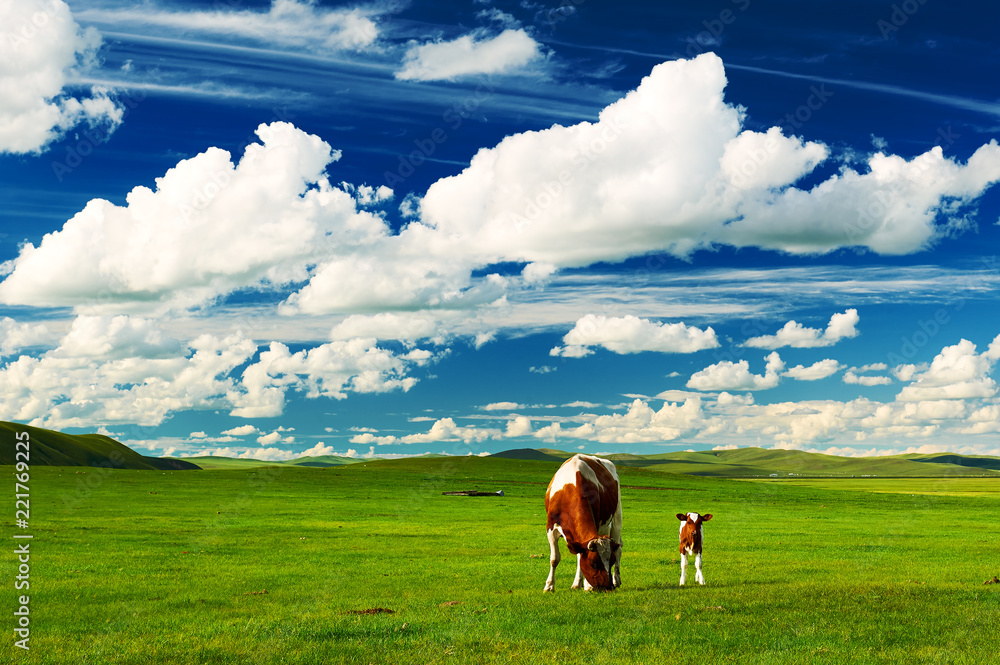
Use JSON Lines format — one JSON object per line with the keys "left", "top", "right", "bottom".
{"left": 784, "top": 359, "right": 843, "bottom": 381}
{"left": 0, "top": 122, "right": 389, "bottom": 312}
{"left": 505, "top": 416, "right": 533, "bottom": 437}
{"left": 349, "top": 432, "right": 398, "bottom": 446}
{"left": 300, "top": 442, "right": 335, "bottom": 457}
{"left": 11, "top": 56, "right": 1000, "bottom": 322}
{"left": 687, "top": 352, "right": 784, "bottom": 391}
{"left": 0, "top": 314, "right": 432, "bottom": 428}
{"left": 257, "top": 431, "right": 294, "bottom": 445}
{"left": 745, "top": 309, "right": 859, "bottom": 349}
{"left": 221, "top": 424, "right": 258, "bottom": 436}
{"left": 399, "top": 417, "right": 501, "bottom": 444}
{"left": 75, "top": 0, "right": 384, "bottom": 52}
{"left": 895, "top": 338, "right": 999, "bottom": 402}
{"left": 843, "top": 371, "right": 892, "bottom": 386}
{"left": 571, "top": 397, "right": 704, "bottom": 443}
{"left": 1, "top": 0, "right": 123, "bottom": 154}
{"left": 396, "top": 28, "right": 542, "bottom": 81}
{"left": 0, "top": 317, "right": 53, "bottom": 357}
{"left": 228, "top": 338, "right": 433, "bottom": 418}
{"left": 550, "top": 314, "right": 719, "bottom": 357}
{"left": 420, "top": 53, "right": 1000, "bottom": 267}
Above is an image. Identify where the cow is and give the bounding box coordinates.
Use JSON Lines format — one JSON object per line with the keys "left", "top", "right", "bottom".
{"left": 543, "top": 454, "right": 622, "bottom": 592}
{"left": 677, "top": 512, "right": 712, "bottom": 586}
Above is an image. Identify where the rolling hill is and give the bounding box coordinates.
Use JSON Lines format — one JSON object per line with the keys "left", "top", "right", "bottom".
{"left": 0, "top": 421, "right": 200, "bottom": 470}
{"left": 491, "top": 447, "right": 1000, "bottom": 478}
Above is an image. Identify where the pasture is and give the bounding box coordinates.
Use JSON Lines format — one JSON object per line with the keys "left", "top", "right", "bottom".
{"left": 4, "top": 457, "right": 999, "bottom": 664}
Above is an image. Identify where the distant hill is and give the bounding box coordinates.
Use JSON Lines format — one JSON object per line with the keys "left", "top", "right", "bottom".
{"left": 491, "top": 448, "right": 566, "bottom": 462}
{"left": 0, "top": 421, "right": 200, "bottom": 470}
{"left": 286, "top": 455, "right": 365, "bottom": 468}
{"left": 177, "top": 454, "right": 368, "bottom": 470}
{"left": 491, "top": 446, "right": 1000, "bottom": 477}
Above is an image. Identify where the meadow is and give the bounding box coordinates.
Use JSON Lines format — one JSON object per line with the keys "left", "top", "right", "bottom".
{"left": 3, "top": 456, "right": 999, "bottom": 664}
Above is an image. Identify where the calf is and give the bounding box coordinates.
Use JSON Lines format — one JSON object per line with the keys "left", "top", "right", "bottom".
{"left": 677, "top": 512, "right": 712, "bottom": 586}
{"left": 544, "top": 454, "right": 622, "bottom": 592}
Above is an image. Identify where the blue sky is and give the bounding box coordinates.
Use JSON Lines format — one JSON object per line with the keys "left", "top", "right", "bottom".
{"left": 3, "top": 0, "right": 1000, "bottom": 461}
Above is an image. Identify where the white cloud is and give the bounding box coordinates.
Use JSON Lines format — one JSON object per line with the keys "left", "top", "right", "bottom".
{"left": 505, "top": 416, "right": 533, "bottom": 437}
{"left": 0, "top": 122, "right": 389, "bottom": 313}
{"left": 300, "top": 442, "right": 335, "bottom": 457}
{"left": 571, "top": 397, "right": 704, "bottom": 443}
{"left": 349, "top": 432, "right": 397, "bottom": 445}
{"left": 228, "top": 338, "right": 430, "bottom": 418}
{"left": 396, "top": 28, "right": 542, "bottom": 81}
{"left": 687, "top": 352, "right": 784, "bottom": 391}
{"left": 0, "top": 0, "right": 123, "bottom": 154}
{"left": 419, "top": 53, "right": 1000, "bottom": 267}
{"left": 482, "top": 401, "right": 523, "bottom": 411}
{"left": 399, "top": 417, "right": 501, "bottom": 444}
{"left": 896, "top": 338, "right": 999, "bottom": 402}
{"left": 257, "top": 431, "right": 294, "bottom": 445}
{"left": 329, "top": 313, "right": 440, "bottom": 342}
{"left": 0, "top": 314, "right": 430, "bottom": 429}
{"left": 784, "top": 359, "right": 843, "bottom": 381}
{"left": 75, "top": 0, "right": 383, "bottom": 53}
{"left": 843, "top": 371, "right": 892, "bottom": 386}
{"left": 0, "top": 317, "right": 53, "bottom": 357}
{"left": 0, "top": 317, "right": 256, "bottom": 429}
{"left": 745, "top": 309, "right": 859, "bottom": 349}
{"left": 550, "top": 314, "right": 718, "bottom": 357}
{"left": 221, "top": 424, "right": 258, "bottom": 436}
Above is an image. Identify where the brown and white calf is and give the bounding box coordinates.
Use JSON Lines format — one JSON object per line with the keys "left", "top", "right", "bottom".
{"left": 544, "top": 454, "right": 622, "bottom": 592}
{"left": 677, "top": 512, "right": 712, "bottom": 586}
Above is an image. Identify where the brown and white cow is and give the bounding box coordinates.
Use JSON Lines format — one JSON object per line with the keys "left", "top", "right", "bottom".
{"left": 677, "top": 512, "right": 712, "bottom": 586}
{"left": 544, "top": 454, "right": 622, "bottom": 592}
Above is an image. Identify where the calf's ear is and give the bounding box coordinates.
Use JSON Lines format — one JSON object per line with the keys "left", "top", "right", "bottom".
{"left": 676, "top": 513, "right": 686, "bottom": 521}
{"left": 587, "top": 539, "right": 598, "bottom": 552}
{"left": 702, "top": 514, "right": 713, "bottom": 521}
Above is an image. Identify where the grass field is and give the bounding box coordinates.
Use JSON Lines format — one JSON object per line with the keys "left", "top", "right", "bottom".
{"left": 3, "top": 457, "right": 999, "bottom": 664}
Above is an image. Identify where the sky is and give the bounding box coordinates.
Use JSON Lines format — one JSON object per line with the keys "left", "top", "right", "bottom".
{"left": 2, "top": 0, "right": 1000, "bottom": 462}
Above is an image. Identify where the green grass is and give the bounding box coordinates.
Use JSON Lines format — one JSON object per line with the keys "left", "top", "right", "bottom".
{"left": 3, "top": 457, "right": 999, "bottom": 663}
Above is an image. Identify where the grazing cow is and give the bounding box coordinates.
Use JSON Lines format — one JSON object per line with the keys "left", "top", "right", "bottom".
{"left": 544, "top": 454, "right": 622, "bottom": 592}
{"left": 677, "top": 512, "right": 712, "bottom": 586}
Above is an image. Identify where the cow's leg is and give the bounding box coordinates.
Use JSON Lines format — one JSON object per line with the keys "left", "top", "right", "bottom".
{"left": 679, "top": 552, "right": 688, "bottom": 586}
{"left": 611, "top": 509, "right": 623, "bottom": 589}
{"left": 611, "top": 545, "right": 622, "bottom": 589}
{"left": 695, "top": 552, "right": 705, "bottom": 585}
{"left": 571, "top": 553, "right": 584, "bottom": 590}
{"left": 544, "top": 528, "right": 561, "bottom": 592}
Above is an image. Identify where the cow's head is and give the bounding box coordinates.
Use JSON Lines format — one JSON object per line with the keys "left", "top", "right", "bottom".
{"left": 676, "top": 512, "right": 712, "bottom": 526}
{"left": 578, "top": 536, "right": 619, "bottom": 591}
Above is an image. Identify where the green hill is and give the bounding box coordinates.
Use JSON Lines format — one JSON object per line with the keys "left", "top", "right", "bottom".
{"left": 286, "top": 455, "right": 365, "bottom": 468}
{"left": 491, "top": 448, "right": 566, "bottom": 462}
{"left": 492, "top": 446, "right": 1000, "bottom": 477}
{"left": 0, "top": 421, "right": 200, "bottom": 470}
